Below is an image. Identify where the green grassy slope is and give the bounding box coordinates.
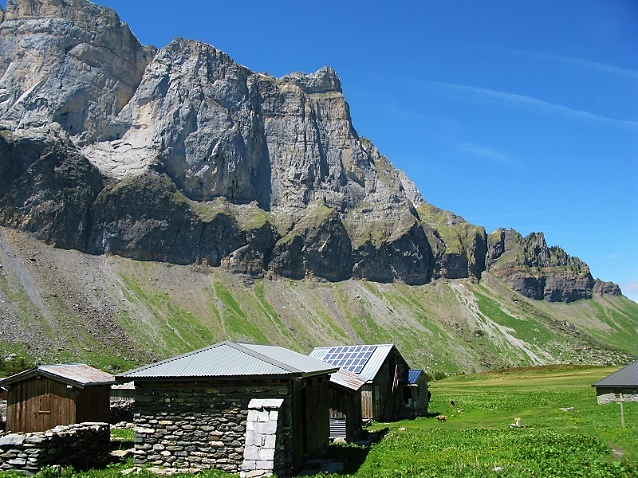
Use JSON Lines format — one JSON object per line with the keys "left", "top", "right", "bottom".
{"left": 0, "top": 227, "right": 636, "bottom": 375}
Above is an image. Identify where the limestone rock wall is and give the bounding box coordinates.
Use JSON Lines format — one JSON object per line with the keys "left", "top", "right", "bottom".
{"left": 484, "top": 228, "right": 621, "bottom": 302}
{"left": 0, "top": 0, "right": 156, "bottom": 144}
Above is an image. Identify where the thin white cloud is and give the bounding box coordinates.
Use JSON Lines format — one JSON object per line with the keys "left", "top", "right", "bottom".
{"left": 379, "top": 72, "right": 638, "bottom": 130}
{"left": 458, "top": 142, "right": 512, "bottom": 164}
{"left": 624, "top": 280, "right": 638, "bottom": 303}
{"left": 469, "top": 208, "right": 569, "bottom": 221}
{"left": 604, "top": 254, "right": 622, "bottom": 260}
{"left": 538, "top": 54, "right": 638, "bottom": 82}
{"left": 420, "top": 81, "right": 638, "bottom": 130}
{"left": 474, "top": 43, "right": 638, "bottom": 82}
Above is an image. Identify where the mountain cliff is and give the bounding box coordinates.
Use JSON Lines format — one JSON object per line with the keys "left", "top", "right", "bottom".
{"left": 0, "top": 0, "right": 634, "bottom": 373}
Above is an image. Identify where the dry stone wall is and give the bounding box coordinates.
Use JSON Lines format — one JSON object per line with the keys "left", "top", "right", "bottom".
{"left": 0, "top": 422, "right": 110, "bottom": 472}
{"left": 132, "top": 382, "right": 293, "bottom": 475}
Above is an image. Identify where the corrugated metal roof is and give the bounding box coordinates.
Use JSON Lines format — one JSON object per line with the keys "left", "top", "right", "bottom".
{"left": 117, "top": 341, "right": 337, "bottom": 381}
{"left": 592, "top": 361, "right": 638, "bottom": 388}
{"left": 310, "top": 344, "right": 395, "bottom": 381}
{"left": 0, "top": 364, "right": 115, "bottom": 388}
{"left": 330, "top": 368, "right": 366, "bottom": 392}
{"left": 408, "top": 369, "right": 423, "bottom": 385}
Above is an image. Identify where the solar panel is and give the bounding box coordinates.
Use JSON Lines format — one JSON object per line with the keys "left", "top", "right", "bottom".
{"left": 318, "top": 345, "right": 376, "bottom": 374}
{"left": 344, "top": 347, "right": 373, "bottom": 372}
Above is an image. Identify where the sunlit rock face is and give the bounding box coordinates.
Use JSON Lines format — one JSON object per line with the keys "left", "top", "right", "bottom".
{"left": 0, "top": 0, "right": 622, "bottom": 300}
{"left": 0, "top": 0, "right": 156, "bottom": 143}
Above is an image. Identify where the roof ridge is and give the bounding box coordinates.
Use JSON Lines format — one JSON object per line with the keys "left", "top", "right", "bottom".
{"left": 119, "top": 342, "right": 229, "bottom": 375}
{"left": 234, "top": 342, "right": 303, "bottom": 374}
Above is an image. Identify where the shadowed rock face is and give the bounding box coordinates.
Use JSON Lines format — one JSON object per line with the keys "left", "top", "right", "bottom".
{"left": 0, "top": 0, "right": 622, "bottom": 301}
{"left": 0, "top": 132, "right": 104, "bottom": 250}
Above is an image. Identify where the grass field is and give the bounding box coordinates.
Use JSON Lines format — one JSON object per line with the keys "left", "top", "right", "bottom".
{"left": 345, "top": 365, "right": 638, "bottom": 477}
{"left": 1, "top": 365, "right": 636, "bottom": 478}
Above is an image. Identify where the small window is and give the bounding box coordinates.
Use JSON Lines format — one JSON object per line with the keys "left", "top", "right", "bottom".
{"left": 39, "top": 393, "right": 51, "bottom": 414}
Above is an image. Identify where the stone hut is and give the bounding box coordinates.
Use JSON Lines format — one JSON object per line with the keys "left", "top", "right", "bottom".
{"left": 592, "top": 361, "right": 638, "bottom": 404}
{"left": 0, "top": 364, "right": 114, "bottom": 433}
{"left": 116, "top": 341, "right": 338, "bottom": 477}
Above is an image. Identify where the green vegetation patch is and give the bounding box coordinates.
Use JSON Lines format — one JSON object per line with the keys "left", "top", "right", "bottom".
{"left": 344, "top": 207, "right": 418, "bottom": 249}
{"left": 188, "top": 197, "right": 272, "bottom": 231}
{"left": 585, "top": 300, "right": 638, "bottom": 354}
{"left": 213, "top": 281, "right": 268, "bottom": 343}
{"left": 119, "top": 275, "right": 216, "bottom": 354}
{"left": 351, "top": 365, "right": 638, "bottom": 477}
{"left": 0, "top": 342, "right": 35, "bottom": 377}
{"left": 275, "top": 202, "right": 334, "bottom": 246}
{"left": 252, "top": 280, "right": 293, "bottom": 340}
{"left": 474, "top": 288, "right": 554, "bottom": 345}
{"left": 354, "top": 427, "right": 633, "bottom": 477}
{"left": 417, "top": 203, "right": 483, "bottom": 256}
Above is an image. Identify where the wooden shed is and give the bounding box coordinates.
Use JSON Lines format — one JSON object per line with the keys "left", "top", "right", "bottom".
{"left": 327, "top": 368, "right": 366, "bottom": 440}
{"left": 403, "top": 369, "right": 430, "bottom": 417}
{"left": 116, "top": 341, "right": 338, "bottom": 477}
{"left": 0, "top": 364, "right": 115, "bottom": 433}
{"left": 310, "top": 344, "right": 422, "bottom": 421}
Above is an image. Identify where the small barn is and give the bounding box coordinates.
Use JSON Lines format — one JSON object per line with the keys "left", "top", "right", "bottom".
{"left": 404, "top": 369, "right": 430, "bottom": 417}
{"left": 592, "top": 361, "right": 638, "bottom": 404}
{"left": 310, "top": 344, "right": 427, "bottom": 421}
{"left": 327, "top": 368, "right": 366, "bottom": 440}
{"left": 0, "top": 364, "right": 115, "bottom": 433}
{"left": 116, "top": 341, "right": 338, "bottom": 477}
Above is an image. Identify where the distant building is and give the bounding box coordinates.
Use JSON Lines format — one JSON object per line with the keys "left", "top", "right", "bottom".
{"left": 310, "top": 344, "right": 429, "bottom": 421}
{"left": 0, "top": 364, "right": 114, "bottom": 433}
{"left": 405, "top": 369, "right": 430, "bottom": 417}
{"left": 592, "top": 361, "right": 638, "bottom": 404}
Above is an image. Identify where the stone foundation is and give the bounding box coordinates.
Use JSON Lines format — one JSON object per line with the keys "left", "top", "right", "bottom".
{"left": 596, "top": 390, "right": 638, "bottom": 404}
{"left": 0, "top": 422, "right": 111, "bottom": 472}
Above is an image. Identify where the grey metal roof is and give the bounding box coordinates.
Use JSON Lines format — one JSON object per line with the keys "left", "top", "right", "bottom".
{"left": 310, "top": 344, "right": 395, "bottom": 381}
{"left": 117, "top": 341, "right": 338, "bottom": 381}
{"left": 330, "top": 368, "right": 366, "bottom": 392}
{"left": 592, "top": 361, "right": 638, "bottom": 388}
{"left": 0, "top": 364, "right": 115, "bottom": 388}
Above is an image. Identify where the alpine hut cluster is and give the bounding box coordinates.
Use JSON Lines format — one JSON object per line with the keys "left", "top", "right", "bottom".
{"left": 0, "top": 342, "right": 430, "bottom": 477}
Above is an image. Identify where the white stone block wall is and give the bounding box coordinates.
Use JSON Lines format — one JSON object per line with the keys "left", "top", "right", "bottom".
{"left": 241, "top": 398, "right": 286, "bottom": 478}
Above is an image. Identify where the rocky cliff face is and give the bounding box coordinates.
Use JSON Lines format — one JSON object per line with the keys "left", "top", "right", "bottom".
{"left": 486, "top": 228, "right": 619, "bottom": 302}
{"left": 0, "top": 0, "right": 155, "bottom": 144}
{"left": 0, "top": 0, "right": 622, "bottom": 303}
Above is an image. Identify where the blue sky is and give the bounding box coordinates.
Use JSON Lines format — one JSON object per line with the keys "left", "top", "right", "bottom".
{"left": 3, "top": 1, "right": 637, "bottom": 301}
